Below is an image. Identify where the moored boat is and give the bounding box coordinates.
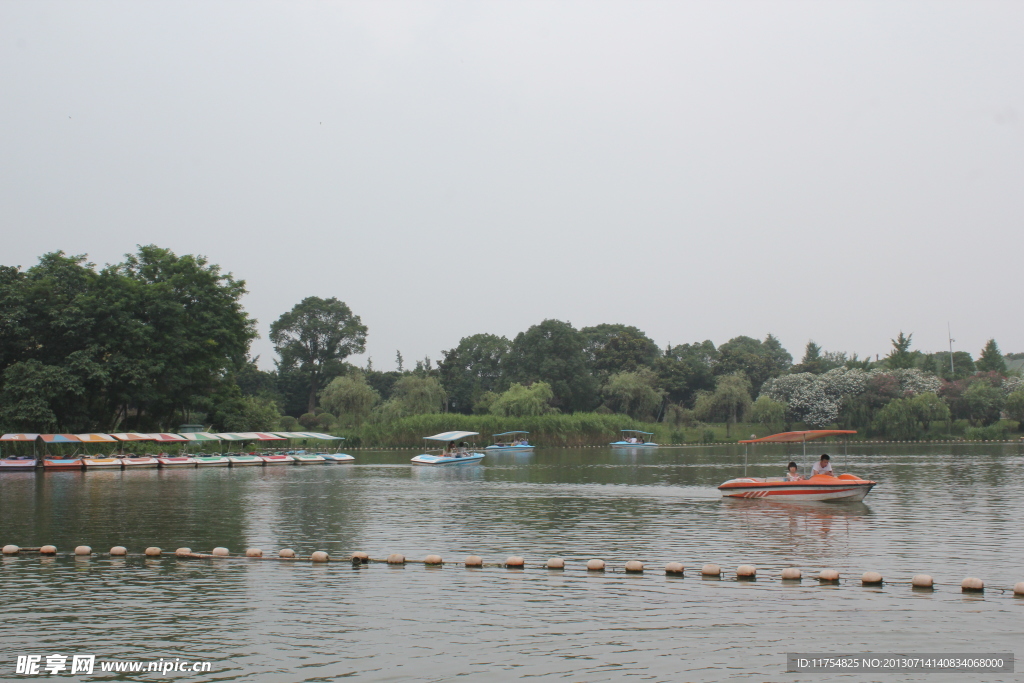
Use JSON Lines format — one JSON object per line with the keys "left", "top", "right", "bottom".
{"left": 609, "top": 430, "right": 658, "bottom": 447}
{"left": 258, "top": 453, "right": 294, "bottom": 465}
{"left": 193, "top": 455, "right": 230, "bottom": 467}
{"left": 81, "top": 456, "right": 123, "bottom": 469}
{"left": 485, "top": 431, "right": 534, "bottom": 451}
{"left": 119, "top": 454, "right": 160, "bottom": 469}
{"left": 42, "top": 457, "right": 84, "bottom": 471}
{"left": 412, "top": 431, "right": 486, "bottom": 466}
{"left": 156, "top": 455, "right": 197, "bottom": 468}
{"left": 290, "top": 451, "right": 327, "bottom": 465}
{"left": 0, "top": 455, "right": 38, "bottom": 471}
{"left": 321, "top": 452, "right": 355, "bottom": 464}
{"left": 226, "top": 454, "right": 263, "bottom": 467}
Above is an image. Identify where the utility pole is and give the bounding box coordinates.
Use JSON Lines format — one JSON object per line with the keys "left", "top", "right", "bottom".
{"left": 947, "top": 323, "right": 955, "bottom": 374}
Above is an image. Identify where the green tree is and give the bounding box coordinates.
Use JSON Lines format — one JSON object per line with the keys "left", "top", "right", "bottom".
{"left": 580, "top": 324, "right": 660, "bottom": 378}
{"left": 437, "top": 333, "right": 510, "bottom": 414}
{"left": 693, "top": 373, "right": 753, "bottom": 436}
{"left": 490, "top": 382, "right": 556, "bottom": 417}
{"left": 886, "top": 332, "right": 916, "bottom": 369}
{"left": 506, "top": 319, "right": 599, "bottom": 412}
{"left": 976, "top": 339, "right": 1007, "bottom": 373}
{"left": 376, "top": 375, "right": 447, "bottom": 419}
{"left": 962, "top": 381, "right": 1004, "bottom": 426}
{"left": 270, "top": 297, "right": 367, "bottom": 414}
{"left": 319, "top": 371, "right": 380, "bottom": 427}
{"left": 873, "top": 397, "right": 919, "bottom": 439}
{"left": 716, "top": 334, "right": 792, "bottom": 395}
{"left": 601, "top": 368, "right": 664, "bottom": 420}
{"left": 218, "top": 394, "right": 282, "bottom": 432}
{"left": 794, "top": 341, "right": 825, "bottom": 374}
{"left": 909, "top": 392, "right": 950, "bottom": 431}
{"left": 750, "top": 395, "right": 786, "bottom": 433}
{"left": 655, "top": 341, "right": 718, "bottom": 406}
{"left": 1005, "top": 390, "right": 1024, "bottom": 425}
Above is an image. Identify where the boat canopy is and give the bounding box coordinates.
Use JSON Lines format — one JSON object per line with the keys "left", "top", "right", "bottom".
{"left": 621, "top": 430, "right": 654, "bottom": 436}
{"left": 424, "top": 431, "right": 479, "bottom": 442}
{"left": 180, "top": 433, "right": 221, "bottom": 442}
{"left": 110, "top": 433, "right": 155, "bottom": 441}
{"left": 270, "top": 431, "right": 343, "bottom": 440}
{"left": 1, "top": 434, "right": 40, "bottom": 441}
{"left": 213, "top": 433, "right": 252, "bottom": 441}
{"left": 739, "top": 430, "right": 857, "bottom": 444}
{"left": 40, "top": 434, "right": 82, "bottom": 443}
{"left": 151, "top": 433, "right": 189, "bottom": 442}
{"left": 492, "top": 431, "right": 529, "bottom": 437}
{"left": 75, "top": 433, "right": 118, "bottom": 443}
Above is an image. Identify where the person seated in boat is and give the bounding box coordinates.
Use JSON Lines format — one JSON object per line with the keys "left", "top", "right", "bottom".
{"left": 811, "top": 454, "right": 834, "bottom": 477}
{"left": 446, "top": 441, "right": 456, "bottom": 455}
{"left": 786, "top": 461, "right": 803, "bottom": 481}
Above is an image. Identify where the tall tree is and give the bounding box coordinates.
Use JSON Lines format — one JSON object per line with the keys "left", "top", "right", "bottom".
{"left": 437, "top": 333, "right": 511, "bottom": 414}
{"left": 976, "top": 339, "right": 1007, "bottom": 373}
{"left": 716, "top": 334, "right": 792, "bottom": 395}
{"left": 580, "top": 324, "right": 660, "bottom": 379}
{"left": 886, "top": 332, "right": 916, "bottom": 369}
{"left": 270, "top": 297, "right": 367, "bottom": 413}
{"left": 505, "top": 319, "right": 599, "bottom": 412}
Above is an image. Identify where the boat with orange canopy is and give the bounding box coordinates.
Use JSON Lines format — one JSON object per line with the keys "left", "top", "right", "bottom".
{"left": 717, "top": 430, "right": 876, "bottom": 502}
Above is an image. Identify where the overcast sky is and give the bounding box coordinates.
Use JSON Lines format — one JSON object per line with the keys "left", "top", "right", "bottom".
{"left": 2, "top": 1, "right": 1021, "bottom": 371}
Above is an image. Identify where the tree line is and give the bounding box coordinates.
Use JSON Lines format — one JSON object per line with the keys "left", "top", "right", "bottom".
{"left": 2, "top": 248, "right": 1021, "bottom": 442}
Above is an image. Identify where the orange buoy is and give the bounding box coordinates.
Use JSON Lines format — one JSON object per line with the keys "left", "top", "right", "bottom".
{"left": 278, "top": 549, "right": 296, "bottom": 558}
{"left": 73, "top": 545, "right": 91, "bottom": 556}
{"left": 144, "top": 547, "right": 161, "bottom": 557}
{"left": 174, "top": 547, "right": 192, "bottom": 557}
{"left": 109, "top": 546, "right": 127, "bottom": 556}
{"left": 736, "top": 564, "right": 756, "bottom": 579}
{"left": 40, "top": 545, "right": 57, "bottom": 555}
{"left": 1014, "top": 582, "right": 1024, "bottom": 596}
{"left": 2, "top": 545, "right": 19, "bottom": 555}
{"left": 351, "top": 551, "right": 369, "bottom": 563}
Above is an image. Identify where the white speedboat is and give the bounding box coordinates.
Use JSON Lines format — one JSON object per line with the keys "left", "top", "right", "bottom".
{"left": 412, "top": 431, "right": 486, "bottom": 465}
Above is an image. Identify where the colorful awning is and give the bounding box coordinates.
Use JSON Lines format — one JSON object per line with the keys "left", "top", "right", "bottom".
{"left": 110, "top": 433, "right": 156, "bottom": 442}
{"left": 211, "top": 433, "right": 249, "bottom": 441}
{"left": 179, "top": 433, "right": 220, "bottom": 442}
{"left": 40, "top": 434, "right": 82, "bottom": 443}
{"left": 75, "top": 433, "right": 118, "bottom": 443}
{"left": 739, "top": 430, "right": 857, "bottom": 444}
{"left": 251, "top": 432, "right": 286, "bottom": 441}
{"left": 151, "top": 433, "right": 189, "bottom": 443}
{"left": 1, "top": 434, "right": 40, "bottom": 441}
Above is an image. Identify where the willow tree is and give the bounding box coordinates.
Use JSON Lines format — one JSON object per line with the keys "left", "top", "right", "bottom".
{"left": 270, "top": 297, "right": 367, "bottom": 413}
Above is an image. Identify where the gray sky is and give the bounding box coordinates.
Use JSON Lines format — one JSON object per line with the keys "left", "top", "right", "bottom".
{"left": 2, "top": 1, "right": 1022, "bottom": 371}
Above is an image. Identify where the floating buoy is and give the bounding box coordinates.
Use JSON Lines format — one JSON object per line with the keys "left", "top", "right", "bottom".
{"left": 387, "top": 553, "right": 405, "bottom": 565}
{"left": 862, "top": 571, "right": 883, "bottom": 585}
{"left": 278, "top": 549, "right": 295, "bottom": 558}
{"left": 781, "top": 567, "right": 802, "bottom": 580}
{"left": 736, "top": 564, "right": 756, "bottom": 579}
{"left": 505, "top": 556, "right": 524, "bottom": 568}
{"left": 74, "top": 546, "right": 91, "bottom": 556}
{"left": 465, "top": 555, "right": 483, "bottom": 567}
{"left": 110, "top": 546, "right": 126, "bottom": 556}
{"left": 1014, "top": 582, "right": 1024, "bottom": 596}
{"left": 175, "top": 547, "right": 192, "bottom": 557}
{"left": 624, "top": 560, "right": 644, "bottom": 573}
{"left": 211, "top": 547, "right": 229, "bottom": 557}
{"left": 961, "top": 577, "right": 984, "bottom": 592}
{"left": 546, "top": 557, "right": 565, "bottom": 569}
{"left": 2, "top": 545, "right": 19, "bottom": 555}
{"left": 245, "top": 548, "right": 263, "bottom": 558}
{"left": 310, "top": 551, "right": 329, "bottom": 563}
{"left": 586, "top": 558, "right": 605, "bottom": 571}
{"left": 912, "top": 574, "right": 933, "bottom": 588}
{"left": 665, "top": 562, "right": 684, "bottom": 575}
{"left": 819, "top": 569, "right": 840, "bottom": 582}
{"left": 351, "top": 551, "right": 369, "bottom": 563}
{"left": 701, "top": 563, "right": 721, "bottom": 577}
{"left": 39, "top": 545, "right": 56, "bottom": 555}
{"left": 425, "top": 554, "right": 443, "bottom": 565}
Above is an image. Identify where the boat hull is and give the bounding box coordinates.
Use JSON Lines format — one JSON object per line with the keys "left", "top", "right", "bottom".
{"left": 120, "top": 457, "right": 160, "bottom": 469}
{"left": 0, "top": 459, "right": 38, "bottom": 471}
{"left": 485, "top": 445, "right": 534, "bottom": 451}
{"left": 292, "top": 455, "right": 326, "bottom": 465}
{"left": 321, "top": 453, "right": 355, "bottom": 463}
{"left": 609, "top": 441, "right": 658, "bottom": 447}
{"left": 157, "top": 457, "right": 197, "bottom": 468}
{"left": 259, "top": 455, "right": 294, "bottom": 465}
{"left": 194, "top": 457, "right": 230, "bottom": 467}
{"left": 411, "top": 453, "right": 485, "bottom": 466}
{"left": 42, "top": 458, "right": 84, "bottom": 471}
{"left": 82, "top": 458, "right": 123, "bottom": 469}
{"left": 718, "top": 475, "right": 876, "bottom": 502}
{"left": 227, "top": 456, "right": 263, "bottom": 467}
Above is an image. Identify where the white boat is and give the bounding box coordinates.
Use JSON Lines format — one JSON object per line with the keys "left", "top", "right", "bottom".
{"left": 718, "top": 474, "right": 876, "bottom": 501}
{"left": 259, "top": 453, "right": 294, "bottom": 465}
{"left": 411, "top": 431, "right": 486, "bottom": 466}
{"left": 290, "top": 451, "right": 327, "bottom": 465}
{"left": 227, "top": 454, "right": 263, "bottom": 467}
{"left": 156, "top": 455, "right": 197, "bottom": 468}
{"left": 321, "top": 452, "right": 355, "bottom": 464}
{"left": 119, "top": 454, "right": 160, "bottom": 469}
{"left": 485, "top": 431, "right": 535, "bottom": 451}
{"left": 0, "top": 456, "right": 38, "bottom": 472}
{"left": 193, "top": 455, "right": 230, "bottom": 467}
{"left": 82, "top": 456, "right": 123, "bottom": 469}
{"left": 609, "top": 429, "right": 658, "bottom": 447}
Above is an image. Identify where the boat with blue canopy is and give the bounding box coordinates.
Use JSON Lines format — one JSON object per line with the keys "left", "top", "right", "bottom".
{"left": 411, "top": 431, "right": 486, "bottom": 465}
{"left": 609, "top": 430, "right": 658, "bottom": 447}
{"left": 485, "top": 431, "right": 534, "bottom": 451}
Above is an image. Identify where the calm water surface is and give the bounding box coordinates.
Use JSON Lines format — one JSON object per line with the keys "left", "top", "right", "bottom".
{"left": 1, "top": 445, "right": 1022, "bottom": 681}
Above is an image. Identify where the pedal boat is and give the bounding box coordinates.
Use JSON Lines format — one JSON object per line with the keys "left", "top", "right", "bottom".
{"left": 193, "top": 455, "right": 230, "bottom": 467}
{"left": 258, "top": 453, "right": 294, "bottom": 465}
{"left": 291, "top": 452, "right": 327, "bottom": 465}
{"left": 156, "top": 455, "right": 197, "bottom": 468}
{"left": 82, "top": 455, "right": 123, "bottom": 469}
{"left": 718, "top": 473, "right": 876, "bottom": 502}
{"left": 321, "top": 452, "right": 355, "bottom": 463}
{"left": 227, "top": 454, "right": 263, "bottom": 466}
{"left": 0, "top": 456, "right": 38, "bottom": 471}
{"left": 119, "top": 454, "right": 160, "bottom": 469}
{"left": 485, "top": 431, "right": 535, "bottom": 452}
{"left": 42, "top": 457, "right": 84, "bottom": 471}
{"left": 412, "top": 431, "right": 486, "bottom": 466}
{"left": 609, "top": 429, "right": 658, "bottom": 447}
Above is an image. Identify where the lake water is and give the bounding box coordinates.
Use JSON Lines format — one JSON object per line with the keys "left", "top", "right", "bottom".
{"left": 1, "top": 445, "right": 1022, "bottom": 681}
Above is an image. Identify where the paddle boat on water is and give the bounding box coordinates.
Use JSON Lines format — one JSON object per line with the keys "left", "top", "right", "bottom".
{"left": 609, "top": 430, "right": 658, "bottom": 447}
{"left": 0, "top": 455, "right": 38, "bottom": 471}
{"left": 717, "top": 430, "right": 876, "bottom": 502}
{"left": 119, "top": 453, "right": 160, "bottom": 469}
{"left": 411, "top": 431, "right": 486, "bottom": 465}
{"left": 289, "top": 450, "right": 327, "bottom": 465}
{"left": 226, "top": 453, "right": 263, "bottom": 467}
{"left": 193, "top": 454, "right": 231, "bottom": 467}
{"left": 81, "top": 455, "right": 123, "bottom": 469}
{"left": 156, "top": 454, "right": 197, "bottom": 468}
{"left": 485, "top": 431, "right": 534, "bottom": 452}
{"left": 320, "top": 451, "right": 355, "bottom": 464}
{"left": 258, "top": 452, "right": 294, "bottom": 465}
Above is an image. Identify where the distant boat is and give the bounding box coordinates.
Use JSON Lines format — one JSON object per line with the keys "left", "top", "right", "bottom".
{"left": 156, "top": 455, "right": 197, "bottom": 468}
{"left": 290, "top": 451, "right": 328, "bottom": 465}
{"left": 119, "top": 454, "right": 160, "bottom": 469}
{"left": 609, "top": 430, "right": 658, "bottom": 447}
{"left": 411, "top": 431, "right": 486, "bottom": 465}
{"left": 320, "top": 452, "right": 355, "bottom": 464}
{"left": 81, "top": 455, "right": 122, "bottom": 469}
{"left": 226, "top": 454, "right": 263, "bottom": 467}
{"left": 193, "top": 455, "right": 231, "bottom": 467}
{"left": 485, "top": 431, "right": 534, "bottom": 452}
{"left": 258, "top": 453, "right": 294, "bottom": 465}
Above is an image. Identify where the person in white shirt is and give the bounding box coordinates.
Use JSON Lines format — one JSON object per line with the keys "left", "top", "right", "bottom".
{"left": 811, "top": 454, "right": 834, "bottom": 477}
{"left": 786, "top": 461, "right": 803, "bottom": 481}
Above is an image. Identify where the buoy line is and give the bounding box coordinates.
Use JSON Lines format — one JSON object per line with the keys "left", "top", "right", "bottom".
{"left": 3, "top": 545, "right": 1023, "bottom": 596}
